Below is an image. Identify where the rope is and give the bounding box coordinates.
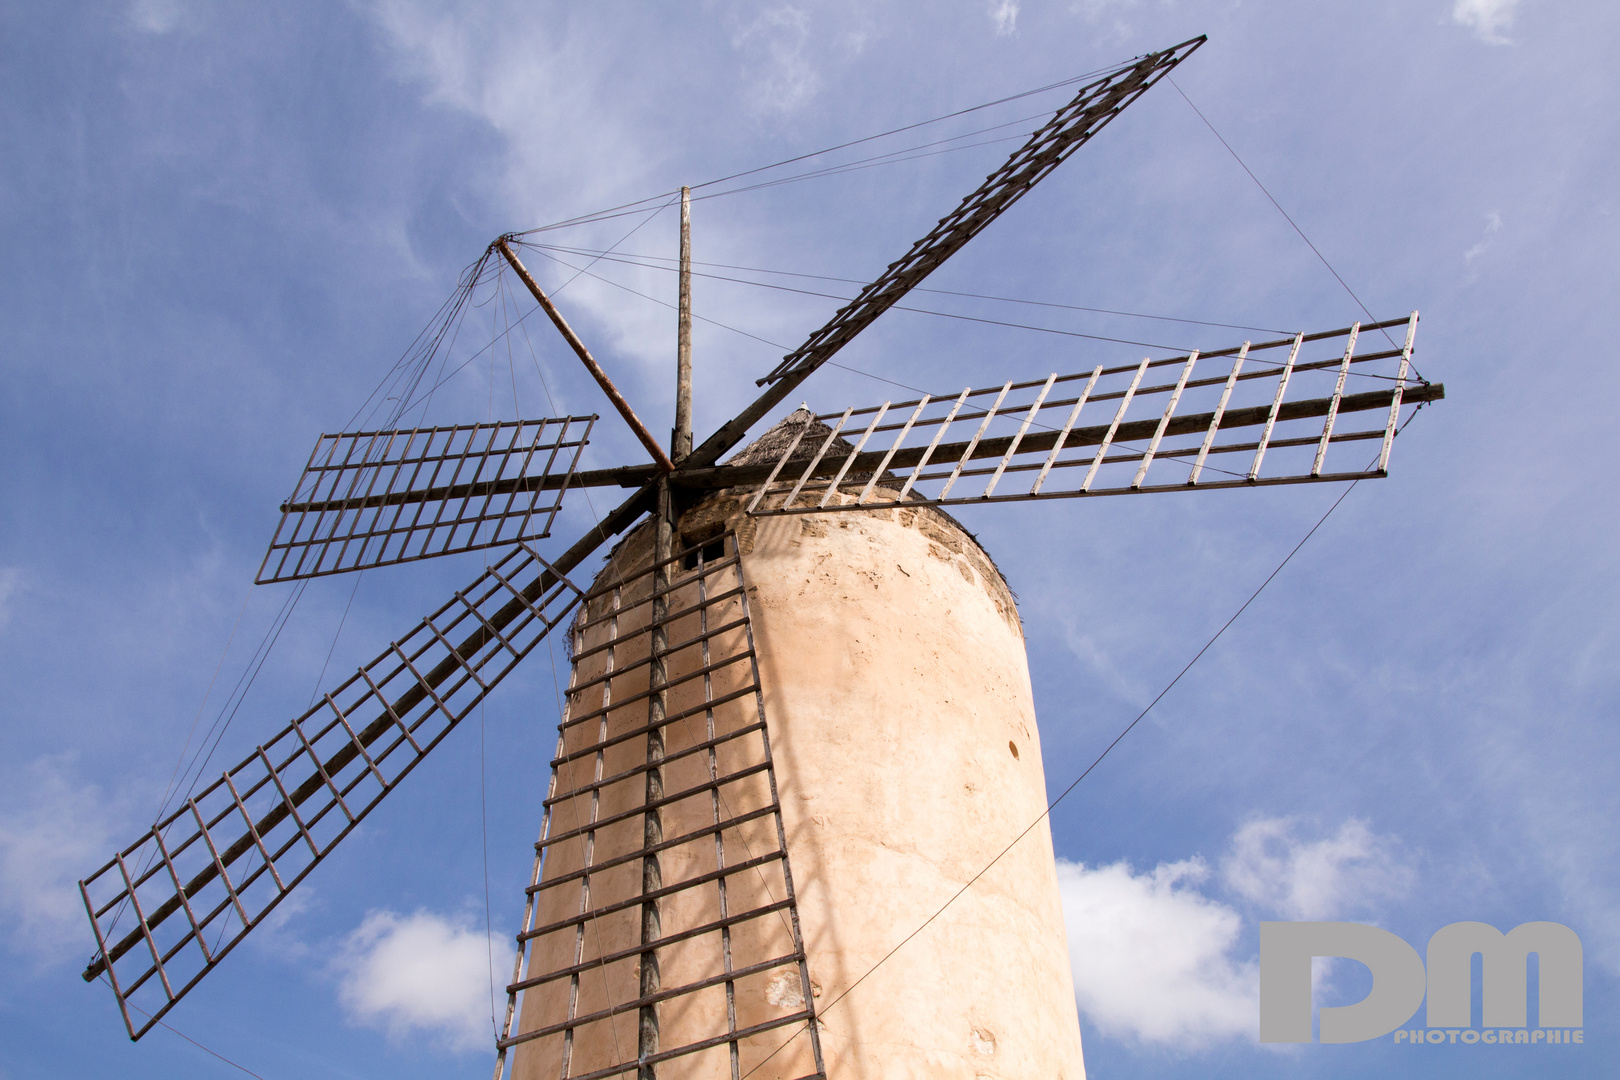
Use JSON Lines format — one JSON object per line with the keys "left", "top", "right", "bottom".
{"left": 1167, "top": 77, "right": 1421, "bottom": 376}
{"left": 104, "top": 976, "right": 269, "bottom": 1079}
{"left": 527, "top": 244, "right": 1291, "bottom": 336}
{"left": 505, "top": 58, "right": 1139, "bottom": 238}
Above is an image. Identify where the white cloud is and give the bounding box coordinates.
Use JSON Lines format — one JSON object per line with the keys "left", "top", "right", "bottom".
{"left": 363, "top": 0, "right": 648, "bottom": 222}
{"left": 1453, "top": 0, "right": 1519, "bottom": 44}
{"left": 1061, "top": 621, "right": 1150, "bottom": 705}
{"left": 989, "top": 0, "right": 1020, "bottom": 37}
{"left": 1221, "top": 816, "right": 1414, "bottom": 920}
{"left": 1465, "top": 210, "right": 1503, "bottom": 265}
{"left": 732, "top": 6, "right": 823, "bottom": 115}
{"left": 0, "top": 758, "right": 122, "bottom": 960}
{"left": 360, "top": 0, "right": 701, "bottom": 401}
{"left": 1059, "top": 816, "right": 1414, "bottom": 1047}
{"left": 1059, "top": 857, "right": 1257, "bottom": 1044}
{"left": 336, "top": 908, "right": 512, "bottom": 1053}
{"left": 129, "top": 0, "right": 183, "bottom": 34}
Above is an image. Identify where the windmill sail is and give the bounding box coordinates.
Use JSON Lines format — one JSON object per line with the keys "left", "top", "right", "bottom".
{"left": 742, "top": 314, "right": 1442, "bottom": 514}
{"left": 686, "top": 35, "right": 1207, "bottom": 470}
{"left": 257, "top": 415, "right": 595, "bottom": 584}
{"left": 497, "top": 531, "right": 825, "bottom": 1080}
{"left": 80, "top": 542, "right": 583, "bottom": 1039}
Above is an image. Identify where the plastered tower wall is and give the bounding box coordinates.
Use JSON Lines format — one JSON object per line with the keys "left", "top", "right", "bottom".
{"left": 515, "top": 490, "right": 1085, "bottom": 1079}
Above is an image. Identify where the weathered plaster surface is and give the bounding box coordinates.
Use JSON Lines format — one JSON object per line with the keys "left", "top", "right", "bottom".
{"left": 514, "top": 494, "right": 1084, "bottom": 1079}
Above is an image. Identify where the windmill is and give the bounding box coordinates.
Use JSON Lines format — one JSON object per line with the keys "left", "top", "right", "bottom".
{"left": 78, "top": 34, "right": 1443, "bottom": 1079}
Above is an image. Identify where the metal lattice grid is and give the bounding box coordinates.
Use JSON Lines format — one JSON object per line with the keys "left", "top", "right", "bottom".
{"left": 80, "top": 542, "right": 583, "bottom": 1039}
{"left": 756, "top": 37, "right": 1205, "bottom": 391}
{"left": 496, "top": 531, "right": 825, "bottom": 1080}
{"left": 257, "top": 416, "right": 595, "bottom": 583}
{"left": 746, "top": 314, "right": 1434, "bottom": 514}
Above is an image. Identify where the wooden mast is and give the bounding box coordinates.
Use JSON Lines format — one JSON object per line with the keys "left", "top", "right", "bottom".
{"left": 638, "top": 186, "right": 692, "bottom": 1078}
{"left": 674, "top": 186, "right": 694, "bottom": 461}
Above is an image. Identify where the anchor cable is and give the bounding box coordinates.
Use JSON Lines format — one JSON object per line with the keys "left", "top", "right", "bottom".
{"left": 1167, "top": 77, "right": 1421, "bottom": 377}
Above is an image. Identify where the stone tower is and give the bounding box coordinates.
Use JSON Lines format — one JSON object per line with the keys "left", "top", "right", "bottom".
{"left": 511, "top": 412, "right": 1085, "bottom": 1079}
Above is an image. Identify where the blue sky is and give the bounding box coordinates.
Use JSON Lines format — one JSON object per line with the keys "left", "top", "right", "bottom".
{"left": 2, "top": 1, "right": 1616, "bottom": 1078}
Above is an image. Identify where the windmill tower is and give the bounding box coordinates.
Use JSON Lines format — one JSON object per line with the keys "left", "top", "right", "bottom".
{"left": 499, "top": 414, "right": 1083, "bottom": 1080}
{"left": 78, "top": 35, "right": 1442, "bottom": 1080}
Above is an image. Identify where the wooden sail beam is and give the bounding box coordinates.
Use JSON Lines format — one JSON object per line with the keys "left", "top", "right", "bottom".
{"left": 702, "top": 381, "right": 1442, "bottom": 495}
{"left": 79, "top": 480, "right": 660, "bottom": 1036}
{"left": 270, "top": 381, "right": 1444, "bottom": 520}
{"left": 735, "top": 312, "right": 1435, "bottom": 512}
{"left": 497, "top": 238, "right": 675, "bottom": 473}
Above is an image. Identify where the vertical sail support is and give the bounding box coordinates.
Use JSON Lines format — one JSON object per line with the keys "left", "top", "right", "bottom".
{"left": 1378, "top": 312, "right": 1421, "bottom": 473}
{"left": 497, "top": 532, "right": 825, "bottom": 1080}
{"left": 1247, "top": 332, "right": 1304, "bottom": 481}
{"left": 984, "top": 374, "right": 1055, "bottom": 498}
{"left": 1132, "top": 352, "right": 1197, "bottom": 489}
{"left": 1082, "top": 357, "right": 1150, "bottom": 492}
{"left": 1311, "top": 325, "right": 1359, "bottom": 477}
{"left": 1190, "top": 344, "right": 1248, "bottom": 485}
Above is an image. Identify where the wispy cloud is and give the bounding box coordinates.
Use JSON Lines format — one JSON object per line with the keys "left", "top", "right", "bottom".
{"left": 1060, "top": 816, "right": 1413, "bottom": 1046}
{"left": 1453, "top": 0, "right": 1519, "bottom": 44}
{"left": 1060, "top": 621, "right": 1151, "bottom": 705}
{"left": 335, "top": 908, "right": 512, "bottom": 1053}
{"left": 1464, "top": 210, "right": 1503, "bottom": 265}
{"left": 0, "top": 758, "right": 124, "bottom": 961}
{"left": 1068, "top": 0, "right": 1142, "bottom": 36}
{"left": 363, "top": 0, "right": 649, "bottom": 225}
{"left": 1221, "top": 816, "right": 1415, "bottom": 920}
{"left": 129, "top": 0, "right": 184, "bottom": 35}
{"left": 988, "top": 0, "right": 1020, "bottom": 37}
{"left": 732, "top": 6, "right": 823, "bottom": 115}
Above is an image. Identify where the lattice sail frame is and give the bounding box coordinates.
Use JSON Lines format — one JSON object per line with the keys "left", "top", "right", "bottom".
{"left": 754, "top": 36, "right": 1204, "bottom": 393}
{"left": 80, "top": 542, "right": 583, "bottom": 1039}
{"left": 744, "top": 315, "right": 1424, "bottom": 514}
{"left": 258, "top": 416, "right": 595, "bottom": 583}
{"left": 496, "top": 532, "right": 826, "bottom": 1080}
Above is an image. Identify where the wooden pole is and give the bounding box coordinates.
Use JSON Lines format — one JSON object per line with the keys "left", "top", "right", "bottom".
{"left": 640, "top": 478, "right": 673, "bottom": 1078}
{"left": 495, "top": 239, "right": 674, "bottom": 473}
{"left": 673, "top": 187, "right": 693, "bottom": 461}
